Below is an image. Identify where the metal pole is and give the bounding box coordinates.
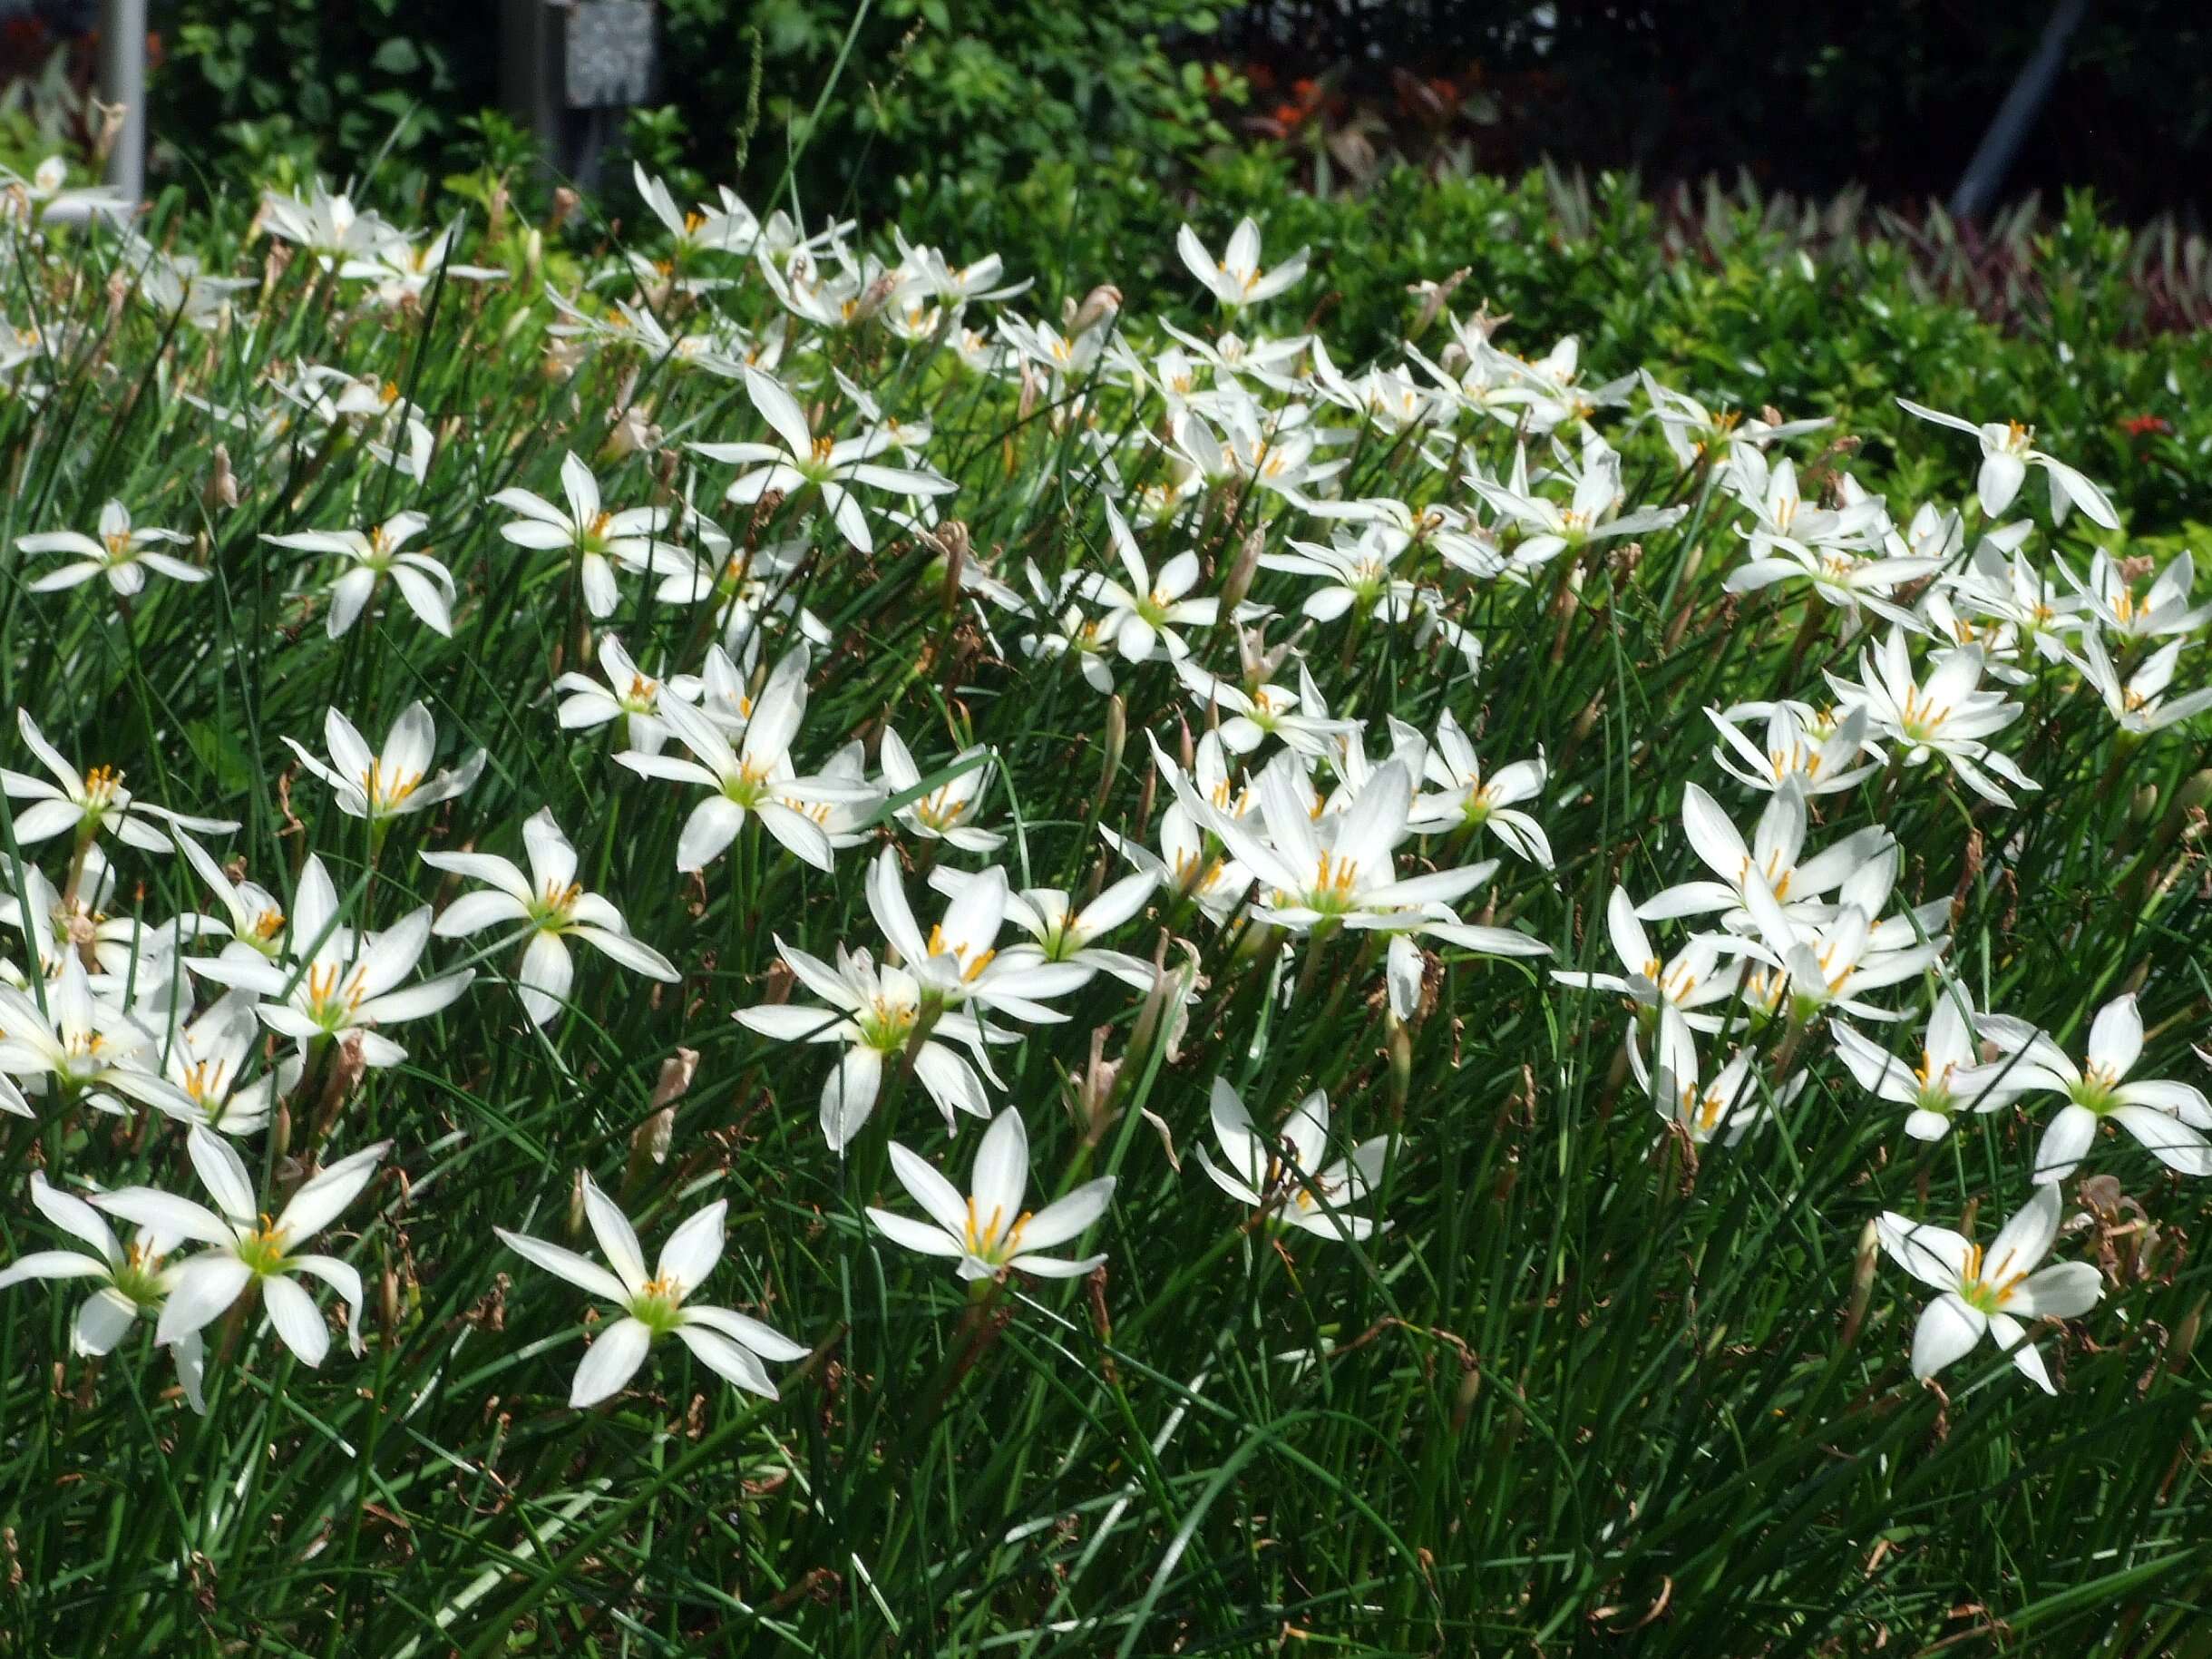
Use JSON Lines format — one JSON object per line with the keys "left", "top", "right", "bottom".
{"left": 1948, "top": 0, "right": 2090, "bottom": 221}
{"left": 97, "top": 0, "right": 146, "bottom": 200}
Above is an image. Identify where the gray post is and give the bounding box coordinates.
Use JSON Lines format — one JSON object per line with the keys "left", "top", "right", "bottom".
{"left": 97, "top": 0, "right": 147, "bottom": 200}
{"left": 1948, "top": 0, "right": 2091, "bottom": 221}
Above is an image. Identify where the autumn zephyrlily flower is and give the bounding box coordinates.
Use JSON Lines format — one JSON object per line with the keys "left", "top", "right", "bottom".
{"left": 498, "top": 1178, "right": 806, "bottom": 1408}
{"left": 1833, "top": 985, "right": 2044, "bottom": 1141}
{"left": 863, "top": 849, "right": 1090, "bottom": 1024}
{"left": 552, "top": 633, "right": 694, "bottom": 756}
{"left": 1075, "top": 501, "right": 1220, "bottom": 662}
{"left": 2010, "top": 993, "right": 2212, "bottom": 1185}
{"left": 1197, "top": 1078, "right": 1389, "bottom": 1242}
{"left": 879, "top": 725, "right": 1004, "bottom": 853}
{"left": 1705, "top": 701, "right": 1877, "bottom": 796}
{"left": 736, "top": 935, "right": 1006, "bottom": 1150}
{"left": 1176, "top": 216, "right": 1308, "bottom": 311}
{"left": 423, "top": 808, "right": 678, "bottom": 1027}
{"left": 95, "top": 1127, "right": 389, "bottom": 1368}
{"left": 1876, "top": 1185, "right": 2102, "bottom": 1393}
{"left": 18, "top": 500, "right": 203, "bottom": 597}
{"left": 1895, "top": 397, "right": 2120, "bottom": 527}
{"left": 492, "top": 452, "right": 671, "bottom": 618}
{"left": 0, "top": 1170, "right": 203, "bottom": 1406}
{"left": 616, "top": 644, "right": 880, "bottom": 873}
{"left": 0, "top": 954, "right": 190, "bottom": 1117}
{"left": 1408, "top": 711, "right": 1554, "bottom": 869}
{"left": 284, "top": 701, "right": 485, "bottom": 829}
{"left": 870, "top": 1108, "right": 1116, "bottom": 1282}
{"left": 161, "top": 991, "right": 297, "bottom": 1136}
{"left": 928, "top": 866, "right": 1160, "bottom": 991}
{"left": 5, "top": 709, "right": 238, "bottom": 854}
{"left": 2061, "top": 550, "right": 2210, "bottom": 645}
{"left": 1637, "top": 782, "right": 1890, "bottom": 930}
{"left": 264, "top": 509, "right": 456, "bottom": 638}
{"left": 689, "top": 366, "right": 953, "bottom": 555}
{"left": 1827, "top": 632, "right": 2038, "bottom": 806}
{"left": 252, "top": 855, "right": 473, "bottom": 1068}
{"left": 2067, "top": 634, "right": 2212, "bottom": 736}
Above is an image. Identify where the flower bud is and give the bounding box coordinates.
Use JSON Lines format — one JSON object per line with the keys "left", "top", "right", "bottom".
{"left": 1387, "top": 1022, "right": 1412, "bottom": 1117}
{"left": 550, "top": 187, "right": 579, "bottom": 233}
{"left": 1840, "top": 1217, "right": 1880, "bottom": 1349}
{"left": 2170, "top": 1293, "right": 2205, "bottom": 1377}
{"left": 1096, "top": 696, "right": 1127, "bottom": 799}
{"left": 566, "top": 1167, "right": 587, "bottom": 1240}
{"left": 204, "top": 444, "right": 239, "bottom": 514}
{"left": 1220, "top": 526, "right": 1262, "bottom": 614}
{"left": 1067, "top": 284, "right": 1122, "bottom": 337}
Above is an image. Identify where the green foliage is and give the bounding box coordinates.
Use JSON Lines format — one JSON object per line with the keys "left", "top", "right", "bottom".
{"left": 902, "top": 157, "right": 2212, "bottom": 528}
{"left": 158, "top": 0, "right": 496, "bottom": 195}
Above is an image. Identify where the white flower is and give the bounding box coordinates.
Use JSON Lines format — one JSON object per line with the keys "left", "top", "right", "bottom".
{"left": 689, "top": 366, "right": 953, "bottom": 555}
{"left": 869, "top": 1108, "right": 1115, "bottom": 1281}
{"left": 1408, "top": 711, "right": 1553, "bottom": 868}
{"left": 862, "top": 848, "right": 1089, "bottom": 1023}
{"left": 2062, "top": 550, "right": 2209, "bottom": 645}
{"left": 491, "top": 452, "right": 670, "bottom": 618}
{"left": 1826, "top": 632, "right": 2037, "bottom": 807}
{"left": 498, "top": 1178, "right": 805, "bottom": 1408}
{"left": 284, "top": 701, "right": 486, "bottom": 826}
{"left": 259, "top": 180, "right": 400, "bottom": 260}
{"left": 1706, "top": 702, "right": 1877, "bottom": 796}
{"left": 1197, "top": 1078, "right": 1389, "bottom": 1241}
{"left": 1876, "top": 1186, "right": 2102, "bottom": 1393}
{"left": 1833, "top": 985, "right": 2043, "bottom": 1141}
{"left": 929, "top": 866, "right": 1160, "bottom": 991}
{"left": 1724, "top": 449, "right": 1885, "bottom": 566}
{"left": 1639, "top": 1026, "right": 1801, "bottom": 1147}
{"left": 423, "top": 807, "right": 677, "bottom": 1027}
{"left": 0, "top": 1171, "right": 204, "bottom": 1408}
{"left": 335, "top": 222, "right": 505, "bottom": 307}
{"left": 1175, "top": 217, "right": 1308, "bottom": 310}
{"left": 2067, "top": 635, "right": 2212, "bottom": 736}
{"left": 163, "top": 991, "right": 298, "bottom": 1135}
{"left": 172, "top": 829, "right": 292, "bottom": 982}
{"left": 5, "top": 708, "right": 238, "bottom": 853}
{"left": 254, "top": 855, "right": 473, "bottom": 1067}
{"left": 1636, "top": 783, "right": 1887, "bottom": 930}
{"left": 95, "top": 1127, "right": 389, "bottom": 1367}
{"left": 616, "top": 644, "right": 878, "bottom": 873}
{"left": 1550, "top": 887, "right": 1743, "bottom": 1038}
{"left": 2011, "top": 993, "right": 2212, "bottom": 1185}
{"left": 0, "top": 953, "right": 185, "bottom": 1117}
{"left": 1175, "top": 659, "right": 1355, "bottom": 759}
{"left": 1075, "top": 501, "right": 1220, "bottom": 662}
{"left": 264, "top": 510, "right": 455, "bottom": 638}
{"left": 878, "top": 725, "right": 1003, "bottom": 853}
{"left": 552, "top": 633, "right": 692, "bottom": 756}
{"left": 1103, "top": 800, "right": 1252, "bottom": 925}
{"left": 1471, "top": 438, "right": 1685, "bottom": 570}
{"left": 1258, "top": 526, "right": 1427, "bottom": 624}
{"left": 1896, "top": 397, "right": 2119, "bottom": 527}
{"left": 18, "top": 500, "right": 202, "bottom": 596}
{"left": 736, "top": 937, "right": 1004, "bottom": 1152}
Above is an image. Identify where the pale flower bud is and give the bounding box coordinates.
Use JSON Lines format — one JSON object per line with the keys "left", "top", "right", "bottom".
{"left": 1067, "top": 284, "right": 1123, "bottom": 337}
{"left": 1219, "top": 526, "right": 1262, "bottom": 614}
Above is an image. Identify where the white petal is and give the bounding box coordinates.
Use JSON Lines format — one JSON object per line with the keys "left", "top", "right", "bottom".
{"left": 569, "top": 1315, "right": 652, "bottom": 1408}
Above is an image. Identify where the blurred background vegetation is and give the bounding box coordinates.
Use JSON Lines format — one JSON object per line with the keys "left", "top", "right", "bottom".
{"left": 0, "top": 0, "right": 2194, "bottom": 231}
{"left": 0, "top": 1, "right": 2206, "bottom": 530}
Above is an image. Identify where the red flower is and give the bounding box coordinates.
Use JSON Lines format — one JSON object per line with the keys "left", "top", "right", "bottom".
{"left": 2120, "top": 413, "right": 2172, "bottom": 439}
